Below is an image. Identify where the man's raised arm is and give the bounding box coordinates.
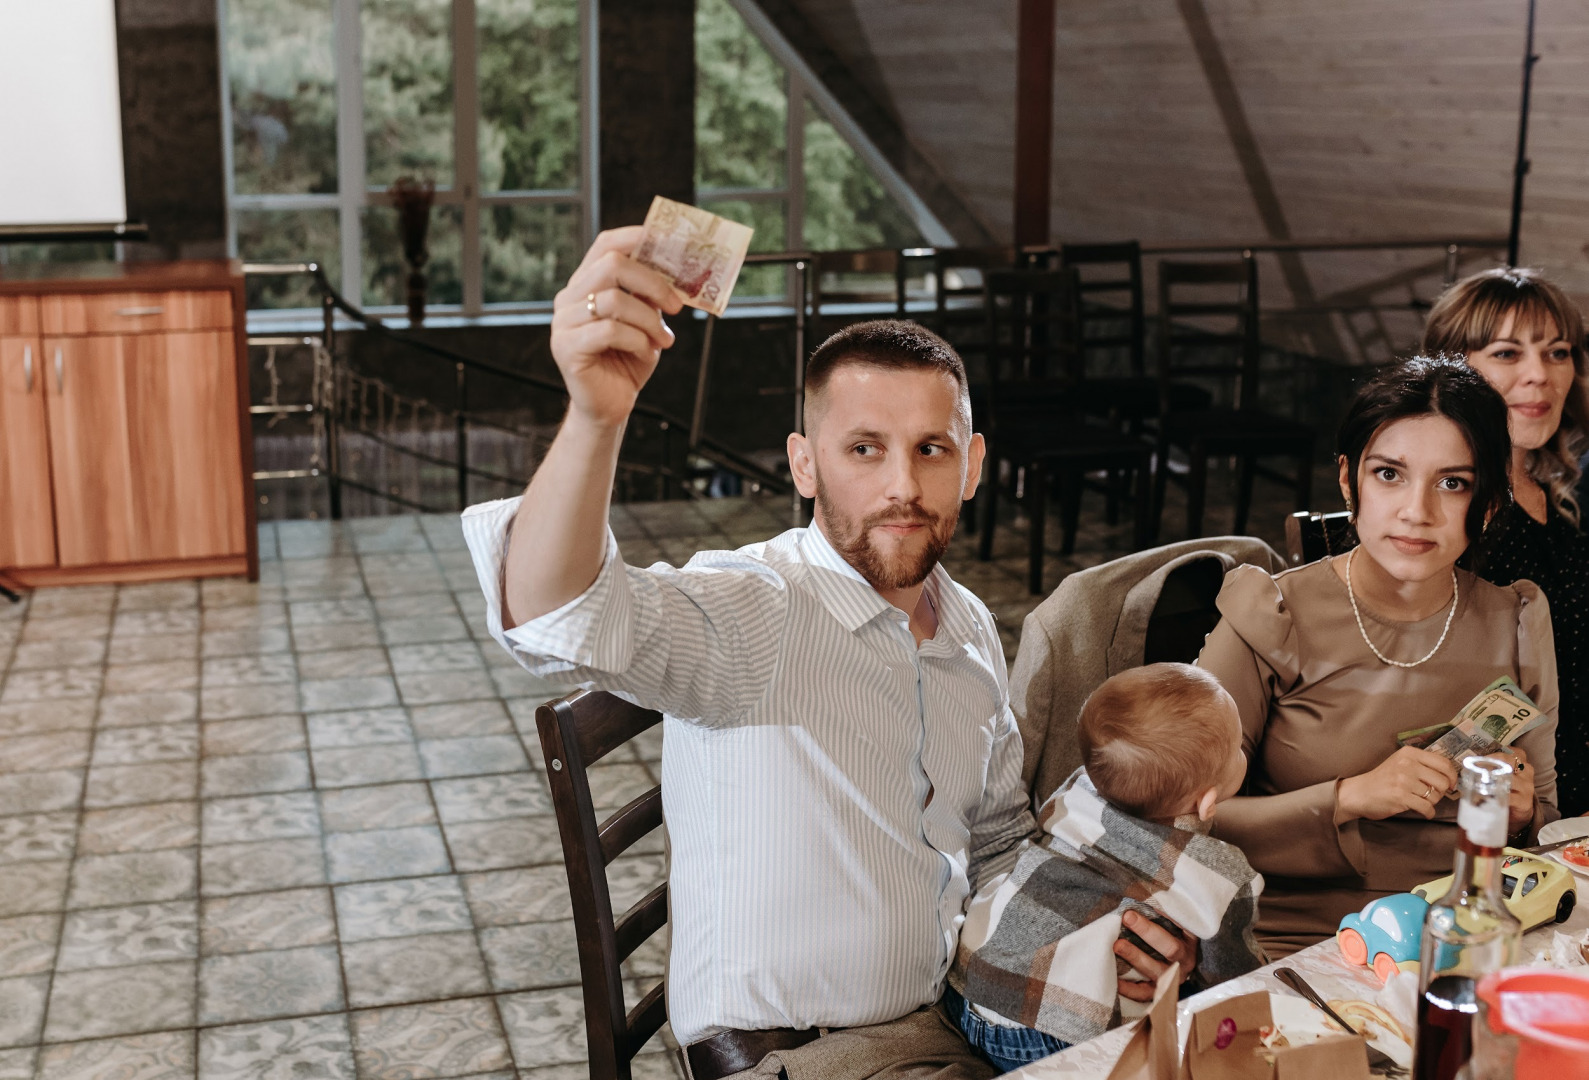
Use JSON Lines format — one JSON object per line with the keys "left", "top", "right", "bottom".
{"left": 501, "top": 227, "right": 684, "bottom": 629}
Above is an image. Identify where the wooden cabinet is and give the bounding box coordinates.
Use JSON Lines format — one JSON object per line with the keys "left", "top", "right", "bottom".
{"left": 0, "top": 262, "right": 256, "bottom": 586}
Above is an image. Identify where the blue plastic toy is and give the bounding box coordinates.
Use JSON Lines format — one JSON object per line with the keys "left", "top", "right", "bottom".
{"left": 1337, "top": 892, "right": 1430, "bottom": 982}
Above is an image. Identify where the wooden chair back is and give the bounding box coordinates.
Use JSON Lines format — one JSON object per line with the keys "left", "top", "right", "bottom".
{"left": 1155, "top": 256, "right": 1260, "bottom": 411}
{"left": 1284, "top": 509, "right": 1357, "bottom": 567}
{"left": 1061, "top": 241, "right": 1145, "bottom": 377}
{"left": 984, "top": 268, "right": 1083, "bottom": 391}
{"left": 536, "top": 690, "right": 668, "bottom": 1080}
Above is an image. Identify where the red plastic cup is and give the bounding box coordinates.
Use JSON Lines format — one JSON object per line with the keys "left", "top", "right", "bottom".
{"left": 1476, "top": 967, "right": 1589, "bottom": 1073}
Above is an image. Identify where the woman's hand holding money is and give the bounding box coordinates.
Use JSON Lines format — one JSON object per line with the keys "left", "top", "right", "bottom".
{"left": 1500, "top": 745, "right": 1536, "bottom": 833}
{"left": 550, "top": 226, "right": 684, "bottom": 428}
{"left": 1337, "top": 745, "right": 1461, "bottom": 822}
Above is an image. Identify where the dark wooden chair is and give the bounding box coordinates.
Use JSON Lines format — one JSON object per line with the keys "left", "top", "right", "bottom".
{"left": 931, "top": 246, "right": 1018, "bottom": 382}
{"left": 1284, "top": 509, "right": 1357, "bottom": 567}
{"left": 811, "top": 248, "right": 908, "bottom": 342}
{"left": 536, "top": 690, "right": 669, "bottom": 1080}
{"left": 976, "top": 268, "right": 1153, "bottom": 593}
{"left": 1151, "top": 257, "right": 1316, "bottom": 541}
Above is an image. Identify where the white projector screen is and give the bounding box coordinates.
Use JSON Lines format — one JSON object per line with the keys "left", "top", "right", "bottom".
{"left": 0, "top": 0, "right": 128, "bottom": 227}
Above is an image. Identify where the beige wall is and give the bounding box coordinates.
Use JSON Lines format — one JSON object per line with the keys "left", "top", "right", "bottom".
{"left": 788, "top": 0, "right": 1589, "bottom": 362}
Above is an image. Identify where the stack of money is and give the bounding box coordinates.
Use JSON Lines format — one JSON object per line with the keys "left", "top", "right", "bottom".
{"left": 1396, "top": 677, "right": 1545, "bottom": 767}
{"left": 633, "top": 196, "right": 754, "bottom": 317}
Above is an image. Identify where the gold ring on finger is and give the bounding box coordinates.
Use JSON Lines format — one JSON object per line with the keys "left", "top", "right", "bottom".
{"left": 1422, "top": 785, "right": 1432, "bottom": 800}
{"left": 586, "top": 292, "right": 599, "bottom": 320}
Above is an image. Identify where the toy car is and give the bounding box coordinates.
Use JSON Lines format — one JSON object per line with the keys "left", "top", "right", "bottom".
{"left": 1413, "top": 848, "right": 1577, "bottom": 932}
{"left": 1338, "top": 892, "right": 1430, "bottom": 982}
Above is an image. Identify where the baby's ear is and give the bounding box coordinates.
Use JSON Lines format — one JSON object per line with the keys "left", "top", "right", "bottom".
{"left": 1195, "top": 787, "right": 1220, "bottom": 822}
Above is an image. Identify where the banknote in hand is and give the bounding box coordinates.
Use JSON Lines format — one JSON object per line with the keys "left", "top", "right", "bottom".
{"left": 633, "top": 196, "right": 754, "bottom": 317}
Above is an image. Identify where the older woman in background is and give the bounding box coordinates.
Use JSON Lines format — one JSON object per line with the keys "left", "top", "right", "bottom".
{"left": 1424, "top": 268, "right": 1589, "bottom": 815}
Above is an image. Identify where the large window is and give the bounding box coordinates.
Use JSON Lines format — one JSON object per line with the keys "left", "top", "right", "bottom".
{"left": 224, "top": 0, "right": 943, "bottom": 315}
{"left": 224, "top": 0, "right": 590, "bottom": 313}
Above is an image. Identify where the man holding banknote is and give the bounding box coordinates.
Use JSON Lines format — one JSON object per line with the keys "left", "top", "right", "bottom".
{"left": 460, "top": 225, "right": 1195, "bottom": 1079}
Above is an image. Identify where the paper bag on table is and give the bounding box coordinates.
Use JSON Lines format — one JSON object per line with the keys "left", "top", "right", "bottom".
{"left": 1105, "top": 964, "right": 1181, "bottom": 1080}
{"left": 1181, "top": 991, "right": 1368, "bottom": 1080}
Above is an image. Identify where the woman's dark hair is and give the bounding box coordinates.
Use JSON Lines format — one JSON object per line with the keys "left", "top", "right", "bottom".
{"left": 1336, "top": 355, "right": 1512, "bottom": 552}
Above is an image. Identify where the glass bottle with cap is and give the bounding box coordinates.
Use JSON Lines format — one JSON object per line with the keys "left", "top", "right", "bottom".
{"left": 1413, "top": 756, "right": 1523, "bottom": 1080}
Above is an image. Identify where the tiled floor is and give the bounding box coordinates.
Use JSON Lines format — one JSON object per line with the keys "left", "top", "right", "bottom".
{"left": 0, "top": 471, "right": 1305, "bottom": 1080}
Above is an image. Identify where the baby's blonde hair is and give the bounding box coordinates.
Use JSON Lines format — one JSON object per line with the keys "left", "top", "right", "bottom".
{"left": 1078, "top": 663, "right": 1236, "bottom": 819}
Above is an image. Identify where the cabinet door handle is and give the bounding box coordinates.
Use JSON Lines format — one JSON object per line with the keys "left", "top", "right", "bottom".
{"left": 54, "top": 348, "right": 63, "bottom": 392}
{"left": 114, "top": 306, "right": 164, "bottom": 317}
{"left": 22, "top": 345, "right": 32, "bottom": 392}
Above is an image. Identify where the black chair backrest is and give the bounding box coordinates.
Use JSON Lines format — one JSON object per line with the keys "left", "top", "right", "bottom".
{"left": 1156, "top": 256, "right": 1260, "bottom": 410}
{"left": 536, "top": 690, "right": 668, "bottom": 1080}
{"left": 984, "top": 268, "right": 1083, "bottom": 390}
{"left": 811, "top": 248, "right": 907, "bottom": 337}
{"left": 1142, "top": 555, "right": 1227, "bottom": 664}
{"left": 1285, "top": 509, "right": 1357, "bottom": 567}
{"left": 1061, "top": 241, "right": 1145, "bottom": 377}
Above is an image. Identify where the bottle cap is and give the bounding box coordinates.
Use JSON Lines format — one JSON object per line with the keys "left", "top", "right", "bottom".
{"left": 1458, "top": 757, "right": 1512, "bottom": 847}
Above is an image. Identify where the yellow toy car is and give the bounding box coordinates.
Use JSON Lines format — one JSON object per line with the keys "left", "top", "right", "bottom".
{"left": 1412, "top": 848, "right": 1577, "bottom": 932}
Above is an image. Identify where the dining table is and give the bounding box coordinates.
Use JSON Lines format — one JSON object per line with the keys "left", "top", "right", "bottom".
{"left": 1012, "top": 883, "right": 1589, "bottom": 1078}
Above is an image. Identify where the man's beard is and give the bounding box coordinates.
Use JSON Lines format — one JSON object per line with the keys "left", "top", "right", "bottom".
{"left": 815, "top": 476, "right": 959, "bottom": 591}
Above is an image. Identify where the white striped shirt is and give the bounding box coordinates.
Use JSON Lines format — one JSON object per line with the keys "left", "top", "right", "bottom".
{"left": 462, "top": 497, "right": 1034, "bottom": 1045}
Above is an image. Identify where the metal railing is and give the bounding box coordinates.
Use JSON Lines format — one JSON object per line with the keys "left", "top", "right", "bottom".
{"left": 242, "top": 262, "right": 792, "bottom": 520}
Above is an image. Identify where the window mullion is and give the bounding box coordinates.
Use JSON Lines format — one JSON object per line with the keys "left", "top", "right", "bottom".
{"left": 454, "top": 0, "right": 483, "bottom": 316}
{"left": 581, "top": 0, "right": 598, "bottom": 242}
{"left": 217, "top": 0, "right": 237, "bottom": 258}
{"left": 334, "top": 0, "right": 365, "bottom": 302}
{"left": 786, "top": 74, "right": 806, "bottom": 303}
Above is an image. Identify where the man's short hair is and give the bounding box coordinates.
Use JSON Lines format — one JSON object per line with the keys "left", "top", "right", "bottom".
{"left": 804, "top": 320, "right": 968, "bottom": 419}
{"left": 1076, "top": 663, "right": 1235, "bottom": 820}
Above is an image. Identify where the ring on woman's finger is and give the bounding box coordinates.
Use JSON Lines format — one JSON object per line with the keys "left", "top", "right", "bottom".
{"left": 586, "top": 292, "right": 599, "bottom": 320}
{"left": 1421, "top": 785, "right": 1432, "bottom": 801}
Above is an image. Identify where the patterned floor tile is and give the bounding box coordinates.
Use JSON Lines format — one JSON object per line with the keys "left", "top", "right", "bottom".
{"left": 460, "top": 867, "right": 572, "bottom": 927}
{"left": 103, "top": 661, "right": 200, "bottom": 696}
{"left": 0, "top": 859, "right": 70, "bottom": 916}
{"left": 349, "top": 996, "right": 513, "bottom": 1080}
{"left": 0, "top": 912, "right": 59, "bottom": 975}
{"left": 67, "top": 849, "right": 198, "bottom": 909}
{"left": 0, "top": 769, "right": 83, "bottom": 815}
{"left": 372, "top": 594, "right": 456, "bottom": 621}
{"left": 201, "top": 655, "right": 298, "bottom": 688}
{"left": 479, "top": 920, "right": 580, "bottom": 992}
{"left": 300, "top": 677, "right": 401, "bottom": 714}
{"left": 311, "top": 744, "right": 425, "bottom": 788}
{"left": 9, "top": 639, "right": 106, "bottom": 672}
{"left": 201, "top": 604, "right": 288, "bottom": 632}
{"left": 290, "top": 599, "right": 376, "bottom": 628}
{"left": 342, "top": 931, "right": 490, "bottom": 1009}
{"left": 91, "top": 724, "right": 200, "bottom": 766}
{"left": 200, "top": 751, "right": 311, "bottom": 798}
{"left": 202, "top": 791, "right": 322, "bottom": 845}
{"left": 56, "top": 900, "right": 198, "bottom": 970}
{"left": 113, "top": 610, "right": 200, "bottom": 638}
{"left": 487, "top": 667, "right": 563, "bottom": 700}
{"left": 108, "top": 635, "right": 201, "bottom": 667}
{"left": 605, "top": 856, "right": 667, "bottom": 915}
{"left": 325, "top": 825, "right": 451, "bottom": 883}
{"left": 292, "top": 623, "right": 383, "bottom": 653}
{"left": 276, "top": 521, "right": 356, "bottom": 560}
{"left": 43, "top": 960, "right": 196, "bottom": 1041}
{"left": 200, "top": 837, "right": 328, "bottom": 897}
{"left": 279, "top": 557, "right": 363, "bottom": 588}
{"left": 379, "top": 616, "right": 470, "bottom": 647}
{"left": 295, "top": 648, "right": 390, "bottom": 682}
{"left": 305, "top": 708, "right": 413, "bottom": 750}
{"left": 78, "top": 803, "right": 199, "bottom": 856}
{"left": 334, "top": 875, "right": 472, "bottom": 942}
{"left": 199, "top": 945, "right": 345, "bottom": 1025}
{"left": 97, "top": 692, "right": 199, "bottom": 729}
{"left": 0, "top": 974, "right": 49, "bottom": 1048}
{"left": 85, "top": 762, "right": 198, "bottom": 809}
{"left": 200, "top": 887, "right": 336, "bottom": 955}
{"left": 201, "top": 717, "right": 305, "bottom": 758}
{"left": 398, "top": 672, "right": 498, "bottom": 707}
{"left": 198, "top": 1014, "right": 355, "bottom": 1080}
{"left": 584, "top": 764, "right": 655, "bottom": 811}
{"left": 0, "top": 730, "right": 92, "bottom": 773}
{"left": 117, "top": 581, "right": 199, "bottom": 613}
{"left": 317, "top": 782, "right": 435, "bottom": 833}
{"left": 495, "top": 986, "right": 587, "bottom": 1069}
{"left": 200, "top": 629, "right": 292, "bottom": 659}
{"left": 0, "top": 700, "right": 96, "bottom": 737}
{"left": 417, "top": 737, "right": 528, "bottom": 780}
{"left": 18, "top": 616, "right": 108, "bottom": 644}
{"left": 442, "top": 817, "right": 562, "bottom": 874}
{"left": 0, "top": 1048, "right": 34, "bottom": 1080}
{"left": 199, "top": 684, "right": 301, "bottom": 722}
{"left": 24, "top": 589, "right": 115, "bottom": 620}
{"left": 203, "top": 579, "right": 284, "bottom": 609}
{"left": 34, "top": 1030, "right": 194, "bottom": 1080}
{"left": 387, "top": 643, "right": 484, "bottom": 675}
{"left": 407, "top": 701, "right": 513, "bottom": 740}
{"left": 0, "top": 666, "right": 102, "bottom": 704}
{"left": 0, "top": 811, "right": 77, "bottom": 864}
{"left": 431, "top": 774, "right": 550, "bottom": 825}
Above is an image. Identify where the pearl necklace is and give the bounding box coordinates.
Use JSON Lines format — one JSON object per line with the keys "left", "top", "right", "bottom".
{"left": 1345, "top": 547, "right": 1458, "bottom": 669}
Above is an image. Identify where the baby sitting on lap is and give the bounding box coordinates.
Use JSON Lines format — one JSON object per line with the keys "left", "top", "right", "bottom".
{"left": 946, "top": 663, "right": 1265, "bottom": 1074}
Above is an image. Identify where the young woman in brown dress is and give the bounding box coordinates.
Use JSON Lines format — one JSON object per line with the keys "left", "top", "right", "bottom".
{"left": 1198, "top": 356, "right": 1559, "bottom": 958}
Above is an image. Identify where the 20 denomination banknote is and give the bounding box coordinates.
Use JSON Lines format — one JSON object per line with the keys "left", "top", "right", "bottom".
{"left": 633, "top": 196, "right": 754, "bottom": 317}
